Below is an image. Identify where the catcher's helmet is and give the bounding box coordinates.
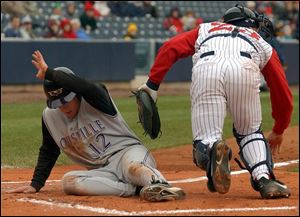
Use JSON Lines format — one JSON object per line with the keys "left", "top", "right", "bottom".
{"left": 43, "top": 67, "right": 76, "bottom": 109}
{"left": 223, "top": 4, "right": 259, "bottom": 28}
{"left": 256, "top": 14, "right": 275, "bottom": 39}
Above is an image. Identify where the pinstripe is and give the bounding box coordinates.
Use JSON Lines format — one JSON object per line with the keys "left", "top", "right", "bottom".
{"left": 251, "top": 141, "right": 259, "bottom": 164}
{"left": 257, "top": 140, "right": 264, "bottom": 162}
{"left": 243, "top": 62, "right": 249, "bottom": 134}
{"left": 245, "top": 144, "right": 254, "bottom": 167}
{"left": 203, "top": 63, "right": 209, "bottom": 138}
{"left": 213, "top": 67, "right": 219, "bottom": 139}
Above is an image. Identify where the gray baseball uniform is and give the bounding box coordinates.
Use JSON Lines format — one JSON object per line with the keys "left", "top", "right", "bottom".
{"left": 30, "top": 68, "right": 167, "bottom": 196}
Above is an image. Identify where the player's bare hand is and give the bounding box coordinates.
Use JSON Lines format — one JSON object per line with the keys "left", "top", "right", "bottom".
{"left": 6, "top": 185, "right": 37, "bottom": 194}
{"left": 32, "top": 50, "right": 48, "bottom": 80}
{"left": 267, "top": 131, "right": 283, "bottom": 155}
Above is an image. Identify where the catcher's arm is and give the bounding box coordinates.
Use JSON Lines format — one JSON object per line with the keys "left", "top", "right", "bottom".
{"left": 138, "top": 83, "right": 158, "bottom": 102}
{"left": 146, "top": 28, "right": 198, "bottom": 89}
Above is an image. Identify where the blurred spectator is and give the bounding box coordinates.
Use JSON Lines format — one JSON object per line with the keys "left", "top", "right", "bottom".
{"left": 44, "top": 19, "right": 61, "bottom": 38}
{"left": 181, "top": 10, "right": 203, "bottom": 31}
{"left": 20, "top": 15, "right": 35, "bottom": 39}
{"left": 245, "top": 1, "right": 299, "bottom": 40}
{"left": 80, "top": 3, "right": 97, "bottom": 33}
{"left": 51, "top": 4, "right": 63, "bottom": 21}
{"left": 1, "top": 1, "right": 39, "bottom": 17}
{"left": 84, "top": 1, "right": 101, "bottom": 18}
{"left": 256, "top": 1, "right": 273, "bottom": 16}
{"left": 142, "top": 1, "right": 158, "bottom": 18}
{"left": 279, "top": 1, "right": 298, "bottom": 22}
{"left": 108, "top": 1, "right": 144, "bottom": 17}
{"left": 123, "top": 22, "right": 138, "bottom": 40}
{"left": 282, "top": 25, "right": 294, "bottom": 39}
{"left": 4, "top": 15, "right": 21, "bottom": 38}
{"left": 274, "top": 20, "right": 286, "bottom": 38}
{"left": 269, "top": 1, "right": 285, "bottom": 19}
{"left": 127, "top": 1, "right": 145, "bottom": 17}
{"left": 94, "top": 1, "right": 111, "bottom": 17}
{"left": 60, "top": 18, "right": 77, "bottom": 39}
{"left": 163, "top": 7, "right": 183, "bottom": 35}
{"left": 107, "top": 1, "right": 124, "bottom": 17}
{"left": 63, "top": 1, "right": 78, "bottom": 20}
{"left": 246, "top": 1, "right": 256, "bottom": 11}
{"left": 70, "top": 18, "right": 91, "bottom": 40}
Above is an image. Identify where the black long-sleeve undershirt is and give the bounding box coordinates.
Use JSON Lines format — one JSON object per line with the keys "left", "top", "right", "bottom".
{"left": 30, "top": 119, "right": 60, "bottom": 191}
{"left": 30, "top": 68, "right": 117, "bottom": 191}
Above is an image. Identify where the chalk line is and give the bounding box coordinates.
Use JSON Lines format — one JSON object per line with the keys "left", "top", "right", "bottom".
{"left": 16, "top": 198, "right": 298, "bottom": 215}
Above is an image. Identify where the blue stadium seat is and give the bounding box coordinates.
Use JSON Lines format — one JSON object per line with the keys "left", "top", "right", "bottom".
{"left": 1, "top": 1, "right": 250, "bottom": 40}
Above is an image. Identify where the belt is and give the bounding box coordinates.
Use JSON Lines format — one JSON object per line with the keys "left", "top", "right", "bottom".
{"left": 200, "top": 51, "right": 252, "bottom": 59}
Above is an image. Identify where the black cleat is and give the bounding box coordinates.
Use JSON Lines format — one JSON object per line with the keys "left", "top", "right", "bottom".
{"left": 253, "top": 177, "right": 291, "bottom": 199}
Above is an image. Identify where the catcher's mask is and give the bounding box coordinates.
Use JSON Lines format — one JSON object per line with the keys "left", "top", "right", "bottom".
{"left": 43, "top": 67, "right": 76, "bottom": 109}
{"left": 223, "top": 4, "right": 260, "bottom": 28}
{"left": 255, "top": 13, "right": 275, "bottom": 39}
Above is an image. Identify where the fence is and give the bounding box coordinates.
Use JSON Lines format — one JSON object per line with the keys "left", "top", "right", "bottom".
{"left": 1, "top": 39, "right": 299, "bottom": 84}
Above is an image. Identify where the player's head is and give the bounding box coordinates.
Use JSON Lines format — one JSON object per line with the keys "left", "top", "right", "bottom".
{"left": 223, "top": 4, "right": 259, "bottom": 28}
{"left": 43, "top": 67, "right": 80, "bottom": 119}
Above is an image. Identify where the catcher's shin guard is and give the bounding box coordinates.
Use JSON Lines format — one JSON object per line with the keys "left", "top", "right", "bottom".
{"left": 232, "top": 127, "right": 287, "bottom": 198}
{"left": 207, "top": 140, "right": 232, "bottom": 194}
{"left": 233, "top": 127, "right": 275, "bottom": 177}
{"left": 193, "top": 140, "right": 210, "bottom": 171}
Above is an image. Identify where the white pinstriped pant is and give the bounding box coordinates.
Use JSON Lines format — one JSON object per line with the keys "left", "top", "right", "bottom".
{"left": 191, "top": 53, "right": 269, "bottom": 179}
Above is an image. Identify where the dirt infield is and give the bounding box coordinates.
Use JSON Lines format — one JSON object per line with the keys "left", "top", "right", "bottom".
{"left": 1, "top": 126, "right": 299, "bottom": 216}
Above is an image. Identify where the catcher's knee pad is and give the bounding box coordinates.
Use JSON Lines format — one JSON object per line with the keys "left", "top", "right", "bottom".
{"left": 233, "top": 127, "right": 275, "bottom": 190}
{"left": 193, "top": 140, "right": 210, "bottom": 171}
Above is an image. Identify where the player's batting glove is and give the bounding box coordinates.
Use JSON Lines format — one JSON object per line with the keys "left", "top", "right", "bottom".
{"left": 138, "top": 83, "right": 158, "bottom": 103}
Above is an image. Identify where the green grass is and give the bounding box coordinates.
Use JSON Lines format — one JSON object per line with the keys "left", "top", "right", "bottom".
{"left": 1, "top": 90, "right": 298, "bottom": 167}
{"left": 287, "top": 167, "right": 299, "bottom": 172}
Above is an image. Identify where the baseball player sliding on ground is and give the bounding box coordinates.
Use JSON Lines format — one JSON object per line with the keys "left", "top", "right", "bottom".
{"left": 7, "top": 50, "right": 185, "bottom": 202}
{"left": 138, "top": 4, "right": 293, "bottom": 199}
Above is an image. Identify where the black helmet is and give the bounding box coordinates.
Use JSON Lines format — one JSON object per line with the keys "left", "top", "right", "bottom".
{"left": 223, "top": 4, "right": 259, "bottom": 28}
{"left": 43, "top": 67, "right": 76, "bottom": 109}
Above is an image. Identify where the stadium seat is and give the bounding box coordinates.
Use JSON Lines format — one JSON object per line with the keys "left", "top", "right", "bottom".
{"left": 1, "top": 1, "right": 251, "bottom": 40}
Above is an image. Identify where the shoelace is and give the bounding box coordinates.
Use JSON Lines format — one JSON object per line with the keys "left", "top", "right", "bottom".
{"left": 150, "top": 175, "right": 170, "bottom": 186}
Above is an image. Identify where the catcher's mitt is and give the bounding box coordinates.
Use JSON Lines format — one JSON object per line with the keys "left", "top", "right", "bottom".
{"left": 132, "top": 90, "right": 161, "bottom": 139}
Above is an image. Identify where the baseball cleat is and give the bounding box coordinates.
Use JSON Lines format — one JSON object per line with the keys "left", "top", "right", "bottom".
{"left": 139, "top": 183, "right": 186, "bottom": 202}
{"left": 254, "top": 177, "right": 291, "bottom": 199}
{"left": 209, "top": 140, "right": 231, "bottom": 194}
